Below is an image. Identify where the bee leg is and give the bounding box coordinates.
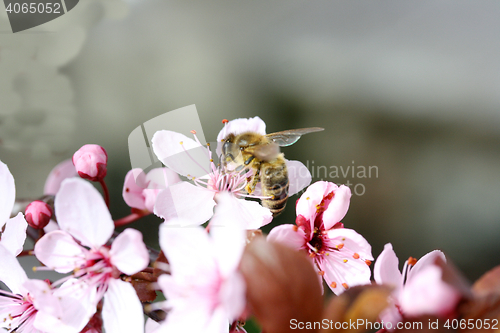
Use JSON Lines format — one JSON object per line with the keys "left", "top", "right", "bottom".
{"left": 244, "top": 155, "right": 255, "bottom": 165}
{"left": 245, "top": 168, "right": 260, "bottom": 194}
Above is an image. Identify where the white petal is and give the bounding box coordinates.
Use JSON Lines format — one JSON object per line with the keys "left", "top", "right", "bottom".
{"left": 56, "top": 178, "right": 114, "bottom": 248}
{"left": 102, "top": 279, "right": 144, "bottom": 333}
{"left": 151, "top": 130, "right": 209, "bottom": 178}
{"left": 34, "top": 231, "right": 86, "bottom": 273}
{"left": 110, "top": 229, "right": 149, "bottom": 275}
{"left": 210, "top": 193, "right": 272, "bottom": 229}
{"left": 285, "top": 160, "right": 312, "bottom": 196}
{"left": 0, "top": 213, "right": 27, "bottom": 256}
{"left": 43, "top": 159, "right": 78, "bottom": 195}
{"left": 0, "top": 160, "right": 15, "bottom": 228}
{"left": 154, "top": 182, "right": 216, "bottom": 226}
{"left": 267, "top": 224, "right": 307, "bottom": 251}
{"left": 145, "top": 318, "right": 160, "bottom": 333}
{"left": 0, "top": 244, "right": 27, "bottom": 295}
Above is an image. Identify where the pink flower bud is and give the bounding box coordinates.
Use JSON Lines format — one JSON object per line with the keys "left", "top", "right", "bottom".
{"left": 72, "top": 144, "right": 108, "bottom": 182}
{"left": 25, "top": 200, "right": 53, "bottom": 229}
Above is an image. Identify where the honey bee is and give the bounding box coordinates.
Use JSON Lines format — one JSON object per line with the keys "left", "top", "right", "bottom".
{"left": 221, "top": 127, "right": 324, "bottom": 216}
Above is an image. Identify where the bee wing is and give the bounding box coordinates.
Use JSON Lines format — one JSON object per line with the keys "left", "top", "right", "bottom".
{"left": 265, "top": 127, "right": 324, "bottom": 147}
{"left": 247, "top": 142, "right": 281, "bottom": 162}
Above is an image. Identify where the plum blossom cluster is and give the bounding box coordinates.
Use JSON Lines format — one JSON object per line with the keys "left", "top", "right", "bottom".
{"left": 0, "top": 116, "right": 497, "bottom": 333}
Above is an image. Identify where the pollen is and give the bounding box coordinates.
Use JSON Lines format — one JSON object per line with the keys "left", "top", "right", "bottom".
{"left": 309, "top": 252, "right": 316, "bottom": 258}
{"left": 336, "top": 243, "right": 344, "bottom": 249}
{"left": 343, "top": 259, "right": 348, "bottom": 263}
{"left": 318, "top": 270, "right": 325, "bottom": 276}
{"left": 32, "top": 266, "right": 37, "bottom": 271}
{"left": 365, "top": 260, "right": 372, "bottom": 266}
{"left": 330, "top": 282, "right": 337, "bottom": 288}
{"left": 342, "top": 283, "right": 349, "bottom": 290}
{"left": 222, "top": 119, "right": 229, "bottom": 124}
{"left": 210, "top": 159, "right": 214, "bottom": 162}
{"left": 190, "top": 130, "right": 197, "bottom": 134}
{"left": 408, "top": 257, "right": 417, "bottom": 266}
{"left": 353, "top": 253, "right": 360, "bottom": 259}
{"left": 306, "top": 197, "right": 310, "bottom": 200}
{"left": 179, "top": 141, "right": 183, "bottom": 145}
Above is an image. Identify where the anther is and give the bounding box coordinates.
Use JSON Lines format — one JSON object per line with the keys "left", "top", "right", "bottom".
{"left": 190, "top": 130, "right": 197, "bottom": 134}
{"left": 330, "top": 282, "right": 337, "bottom": 288}
{"left": 353, "top": 253, "right": 360, "bottom": 259}
{"left": 318, "top": 271, "right": 325, "bottom": 276}
{"left": 365, "top": 260, "right": 372, "bottom": 266}
{"left": 179, "top": 141, "right": 183, "bottom": 145}
{"left": 222, "top": 119, "right": 229, "bottom": 124}
{"left": 337, "top": 243, "right": 344, "bottom": 249}
{"left": 292, "top": 225, "right": 298, "bottom": 232}
{"left": 343, "top": 259, "right": 348, "bottom": 263}
{"left": 342, "top": 283, "right": 349, "bottom": 290}
{"left": 408, "top": 257, "right": 417, "bottom": 266}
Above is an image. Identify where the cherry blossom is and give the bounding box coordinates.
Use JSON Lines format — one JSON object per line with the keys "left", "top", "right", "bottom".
{"left": 154, "top": 194, "right": 247, "bottom": 333}
{"left": 267, "top": 181, "right": 373, "bottom": 295}
{"left": 34, "top": 178, "right": 149, "bottom": 333}
{"left": 122, "top": 167, "right": 181, "bottom": 213}
{"left": 0, "top": 244, "right": 90, "bottom": 333}
{"left": 152, "top": 129, "right": 272, "bottom": 229}
{"left": 374, "top": 243, "right": 461, "bottom": 325}
{"left": 0, "top": 160, "right": 27, "bottom": 256}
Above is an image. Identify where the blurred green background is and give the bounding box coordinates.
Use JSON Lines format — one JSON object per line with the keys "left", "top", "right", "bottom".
{"left": 2, "top": 2, "right": 500, "bottom": 330}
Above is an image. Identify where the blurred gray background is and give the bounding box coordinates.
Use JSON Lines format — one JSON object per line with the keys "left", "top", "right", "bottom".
{"left": 1, "top": 0, "right": 500, "bottom": 283}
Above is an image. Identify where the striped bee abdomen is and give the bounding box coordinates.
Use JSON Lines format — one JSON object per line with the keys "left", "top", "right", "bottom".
{"left": 260, "top": 159, "right": 289, "bottom": 217}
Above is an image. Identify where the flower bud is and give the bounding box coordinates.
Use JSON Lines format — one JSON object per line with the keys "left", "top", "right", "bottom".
{"left": 72, "top": 144, "right": 108, "bottom": 181}
{"left": 25, "top": 200, "right": 53, "bottom": 229}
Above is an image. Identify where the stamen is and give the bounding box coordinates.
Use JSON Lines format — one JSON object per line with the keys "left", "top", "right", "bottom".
{"left": 330, "top": 282, "right": 337, "bottom": 288}
{"left": 353, "top": 253, "right": 360, "bottom": 259}
{"left": 336, "top": 243, "right": 344, "bottom": 249}
{"left": 343, "top": 259, "right": 348, "bottom": 263}
{"left": 365, "top": 260, "right": 372, "bottom": 266}
{"left": 407, "top": 257, "right": 417, "bottom": 266}
{"left": 342, "top": 283, "right": 349, "bottom": 290}
{"left": 222, "top": 119, "right": 228, "bottom": 124}
{"left": 318, "top": 271, "right": 325, "bottom": 276}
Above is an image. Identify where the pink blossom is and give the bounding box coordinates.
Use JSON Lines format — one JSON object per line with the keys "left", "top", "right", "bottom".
{"left": 0, "top": 244, "right": 88, "bottom": 333}
{"left": 267, "top": 181, "right": 373, "bottom": 295}
{"left": 34, "top": 178, "right": 149, "bottom": 333}
{"left": 155, "top": 196, "right": 247, "bottom": 333}
{"left": 44, "top": 159, "right": 78, "bottom": 195}
{"left": 0, "top": 160, "right": 27, "bottom": 256}
{"left": 72, "top": 144, "right": 108, "bottom": 182}
{"left": 374, "top": 243, "right": 461, "bottom": 325}
{"left": 151, "top": 130, "right": 272, "bottom": 229}
{"left": 25, "top": 200, "right": 53, "bottom": 229}
{"left": 123, "top": 168, "right": 181, "bottom": 213}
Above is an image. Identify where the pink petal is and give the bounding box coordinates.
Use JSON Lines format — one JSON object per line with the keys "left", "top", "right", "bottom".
{"left": 53, "top": 279, "right": 98, "bottom": 332}
{"left": 400, "top": 265, "right": 461, "bottom": 317}
{"left": 25, "top": 279, "right": 61, "bottom": 317}
{"left": 267, "top": 224, "right": 307, "bottom": 251}
{"left": 373, "top": 243, "right": 404, "bottom": 291}
{"left": 154, "top": 182, "right": 216, "bottom": 226}
{"left": 56, "top": 178, "right": 114, "bottom": 248}
{"left": 210, "top": 203, "right": 247, "bottom": 277}
{"left": 0, "top": 213, "right": 27, "bottom": 256}
{"left": 145, "top": 167, "right": 181, "bottom": 189}
{"left": 321, "top": 249, "right": 372, "bottom": 295}
{"left": 211, "top": 192, "right": 272, "bottom": 229}
{"left": 122, "top": 169, "right": 148, "bottom": 210}
{"left": 407, "top": 250, "right": 446, "bottom": 283}
{"left": 0, "top": 160, "right": 15, "bottom": 228}
{"left": 295, "top": 181, "right": 337, "bottom": 221}
{"left": 145, "top": 318, "right": 160, "bottom": 333}
{"left": 34, "top": 231, "right": 86, "bottom": 273}
{"left": 326, "top": 228, "right": 373, "bottom": 260}
{"left": 285, "top": 160, "right": 312, "bottom": 197}
{"left": 43, "top": 159, "right": 78, "bottom": 195}
{"left": 322, "top": 185, "right": 351, "bottom": 229}
{"left": 0, "top": 243, "right": 28, "bottom": 295}
{"left": 102, "top": 279, "right": 145, "bottom": 333}
{"left": 151, "top": 130, "right": 209, "bottom": 178}
{"left": 218, "top": 272, "right": 246, "bottom": 322}
{"left": 110, "top": 228, "right": 149, "bottom": 276}
{"left": 159, "top": 223, "right": 216, "bottom": 279}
